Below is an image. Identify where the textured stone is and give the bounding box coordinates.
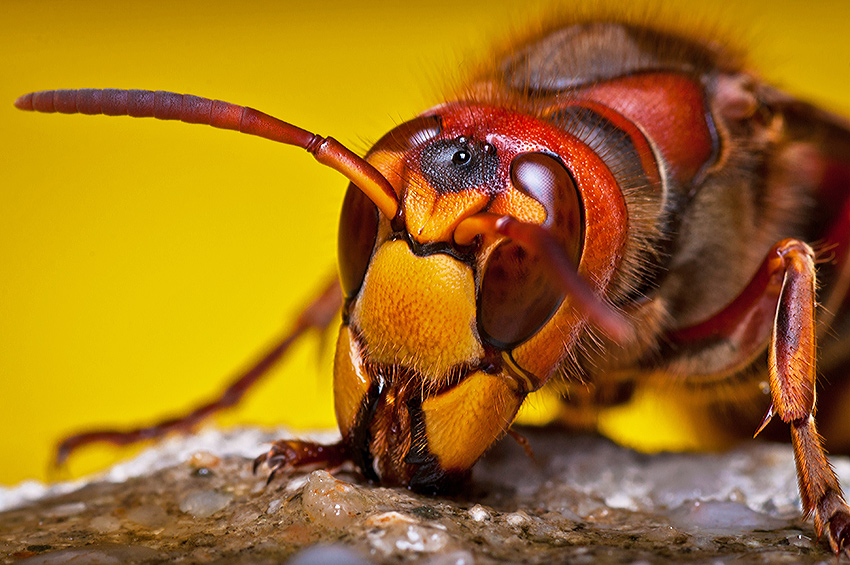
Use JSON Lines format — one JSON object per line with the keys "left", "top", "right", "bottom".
{"left": 1, "top": 427, "right": 847, "bottom": 564}
{"left": 178, "top": 490, "right": 234, "bottom": 518}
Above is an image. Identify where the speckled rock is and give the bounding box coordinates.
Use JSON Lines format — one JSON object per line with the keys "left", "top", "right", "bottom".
{"left": 1, "top": 427, "right": 847, "bottom": 564}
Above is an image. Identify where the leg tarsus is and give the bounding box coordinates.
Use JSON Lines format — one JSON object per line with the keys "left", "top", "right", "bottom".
{"left": 828, "top": 505, "right": 850, "bottom": 555}
{"left": 253, "top": 439, "right": 350, "bottom": 484}
{"left": 790, "top": 415, "right": 850, "bottom": 555}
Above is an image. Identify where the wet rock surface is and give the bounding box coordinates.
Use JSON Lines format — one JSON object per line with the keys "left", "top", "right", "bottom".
{"left": 2, "top": 427, "right": 848, "bottom": 564}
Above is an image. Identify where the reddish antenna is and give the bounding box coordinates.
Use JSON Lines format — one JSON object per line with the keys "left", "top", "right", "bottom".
{"left": 455, "top": 212, "right": 631, "bottom": 342}
{"left": 14, "top": 89, "right": 399, "bottom": 219}
{"left": 16, "top": 88, "right": 630, "bottom": 344}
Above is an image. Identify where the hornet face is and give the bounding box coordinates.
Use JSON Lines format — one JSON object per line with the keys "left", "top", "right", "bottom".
{"left": 332, "top": 103, "right": 628, "bottom": 492}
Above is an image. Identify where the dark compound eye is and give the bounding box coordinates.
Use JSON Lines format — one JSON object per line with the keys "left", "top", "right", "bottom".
{"left": 477, "top": 153, "right": 585, "bottom": 348}
{"left": 338, "top": 182, "right": 379, "bottom": 298}
{"left": 338, "top": 116, "right": 444, "bottom": 298}
{"left": 510, "top": 152, "right": 583, "bottom": 249}
{"left": 368, "top": 115, "right": 442, "bottom": 156}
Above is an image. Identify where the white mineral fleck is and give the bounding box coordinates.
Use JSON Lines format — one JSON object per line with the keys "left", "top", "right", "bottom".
{"left": 603, "top": 491, "right": 637, "bottom": 510}
{"left": 369, "top": 523, "right": 451, "bottom": 555}
{"left": 787, "top": 532, "right": 814, "bottom": 548}
{"left": 89, "top": 514, "right": 122, "bottom": 533}
{"left": 285, "top": 474, "right": 310, "bottom": 492}
{"left": 504, "top": 511, "right": 531, "bottom": 527}
{"left": 300, "top": 470, "right": 371, "bottom": 528}
{"left": 366, "top": 511, "right": 416, "bottom": 526}
{"left": 467, "top": 504, "right": 491, "bottom": 522}
{"left": 179, "top": 490, "right": 234, "bottom": 518}
{"left": 44, "top": 501, "right": 86, "bottom": 518}
{"left": 125, "top": 503, "right": 168, "bottom": 528}
{"left": 267, "top": 498, "right": 283, "bottom": 514}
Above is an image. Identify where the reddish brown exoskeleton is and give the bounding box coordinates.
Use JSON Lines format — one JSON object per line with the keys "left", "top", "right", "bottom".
{"left": 15, "top": 19, "right": 850, "bottom": 553}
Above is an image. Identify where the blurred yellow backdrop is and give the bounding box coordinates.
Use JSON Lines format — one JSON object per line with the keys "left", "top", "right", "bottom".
{"left": 2, "top": 0, "right": 849, "bottom": 486}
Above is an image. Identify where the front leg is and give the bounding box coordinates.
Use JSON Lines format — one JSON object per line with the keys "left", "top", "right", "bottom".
{"left": 253, "top": 440, "right": 351, "bottom": 484}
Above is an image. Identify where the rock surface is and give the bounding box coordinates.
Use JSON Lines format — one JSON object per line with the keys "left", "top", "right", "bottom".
{"left": 1, "top": 427, "right": 848, "bottom": 564}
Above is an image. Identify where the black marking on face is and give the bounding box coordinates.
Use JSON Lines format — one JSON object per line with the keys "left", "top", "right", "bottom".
{"left": 419, "top": 137, "right": 499, "bottom": 195}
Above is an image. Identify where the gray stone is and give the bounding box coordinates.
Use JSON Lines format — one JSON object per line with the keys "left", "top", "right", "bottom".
{"left": 0, "top": 427, "right": 846, "bottom": 563}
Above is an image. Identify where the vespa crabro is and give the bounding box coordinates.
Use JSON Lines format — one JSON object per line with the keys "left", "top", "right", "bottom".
{"left": 14, "top": 15, "right": 850, "bottom": 554}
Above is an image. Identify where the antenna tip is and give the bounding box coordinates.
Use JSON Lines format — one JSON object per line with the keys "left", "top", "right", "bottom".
{"left": 14, "top": 92, "right": 34, "bottom": 110}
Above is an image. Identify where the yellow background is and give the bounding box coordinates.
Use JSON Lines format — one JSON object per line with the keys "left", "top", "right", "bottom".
{"left": 2, "top": 0, "right": 850, "bottom": 486}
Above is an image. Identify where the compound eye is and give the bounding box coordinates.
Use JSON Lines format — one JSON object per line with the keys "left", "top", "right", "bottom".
{"left": 338, "top": 182, "right": 378, "bottom": 298}
{"left": 510, "top": 152, "right": 583, "bottom": 258}
{"left": 373, "top": 115, "right": 442, "bottom": 153}
{"left": 338, "top": 116, "right": 442, "bottom": 298}
{"left": 477, "top": 153, "right": 584, "bottom": 348}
